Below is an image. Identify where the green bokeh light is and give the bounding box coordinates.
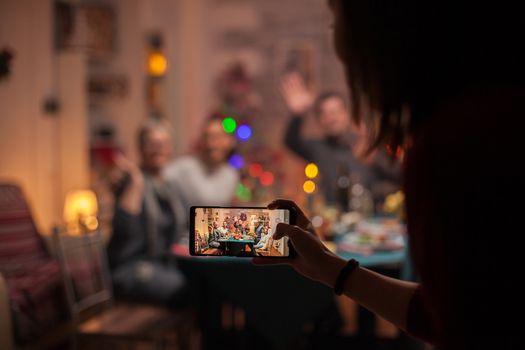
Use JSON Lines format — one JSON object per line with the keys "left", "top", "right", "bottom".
{"left": 235, "top": 184, "right": 251, "bottom": 201}
{"left": 222, "top": 117, "right": 237, "bottom": 133}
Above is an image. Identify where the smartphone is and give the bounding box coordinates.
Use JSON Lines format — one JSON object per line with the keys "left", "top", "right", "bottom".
{"left": 190, "top": 206, "right": 296, "bottom": 257}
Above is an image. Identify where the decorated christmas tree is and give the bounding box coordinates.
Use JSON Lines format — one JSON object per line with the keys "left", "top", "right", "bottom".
{"left": 214, "top": 62, "right": 287, "bottom": 205}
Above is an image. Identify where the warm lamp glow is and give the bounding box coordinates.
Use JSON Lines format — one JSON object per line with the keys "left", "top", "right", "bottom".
{"left": 148, "top": 51, "right": 168, "bottom": 77}
{"left": 64, "top": 190, "right": 99, "bottom": 234}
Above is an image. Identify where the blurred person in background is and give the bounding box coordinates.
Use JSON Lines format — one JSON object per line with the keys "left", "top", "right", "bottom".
{"left": 164, "top": 114, "right": 239, "bottom": 244}
{"left": 107, "top": 118, "right": 187, "bottom": 307}
{"left": 281, "top": 73, "right": 401, "bottom": 210}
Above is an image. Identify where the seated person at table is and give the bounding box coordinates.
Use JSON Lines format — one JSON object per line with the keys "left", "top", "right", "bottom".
{"left": 107, "top": 118, "right": 187, "bottom": 307}
{"left": 208, "top": 225, "right": 220, "bottom": 249}
{"left": 234, "top": 220, "right": 243, "bottom": 235}
{"left": 218, "top": 221, "right": 229, "bottom": 238}
{"left": 164, "top": 114, "right": 239, "bottom": 244}
{"left": 254, "top": 229, "right": 272, "bottom": 251}
{"left": 241, "top": 221, "right": 250, "bottom": 236}
{"left": 255, "top": 221, "right": 264, "bottom": 243}
{"left": 212, "top": 221, "right": 221, "bottom": 237}
{"left": 233, "top": 216, "right": 242, "bottom": 229}
{"left": 198, "top": 232, "right": 208, "bottom": 252}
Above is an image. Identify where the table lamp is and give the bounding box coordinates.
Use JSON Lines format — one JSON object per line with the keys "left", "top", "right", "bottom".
{"left": 63, "top": 190, "right": 99, "bottom": 235}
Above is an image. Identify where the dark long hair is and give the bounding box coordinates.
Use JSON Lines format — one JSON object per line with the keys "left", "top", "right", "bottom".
{"left": 330, "top": 0, "right": 525, "bottom": 152}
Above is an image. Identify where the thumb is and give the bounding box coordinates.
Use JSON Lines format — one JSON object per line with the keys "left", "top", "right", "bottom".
{"left": 273, "top": 223, "right": 304, "bottom": 241}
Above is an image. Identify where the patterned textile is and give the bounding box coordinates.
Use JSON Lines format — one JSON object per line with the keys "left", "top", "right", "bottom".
{"left": 0, "top": 184, "right": 66, "bottom": 344}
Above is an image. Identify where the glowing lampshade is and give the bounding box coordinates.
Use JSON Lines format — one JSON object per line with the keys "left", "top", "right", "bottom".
{"left": 64, "top": 190, "right": 99, "bottom": 235}
{"left": 305, "top": 163, "right": 319, "bottom": 179}
{"left": 303, "top": 180, "right": 316, "bottom": 194}
{"left": 148, "top": 51, "right": 168, "bottom": 77}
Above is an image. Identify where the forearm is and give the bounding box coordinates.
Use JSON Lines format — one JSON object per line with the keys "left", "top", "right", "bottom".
{"left": 321, "top": 255, "right": 418, "bottom": 331}
{"left": 284, "top": 116, "right": 313, "bottom": 161}
{"left": 265, "top": 204, "right": 420, "bottom": 333}
{"left": 118, "top": 172, "right": 143, "bottom": 215}
{"left": 109, "top": 207, "right": 145, "bottom": 266}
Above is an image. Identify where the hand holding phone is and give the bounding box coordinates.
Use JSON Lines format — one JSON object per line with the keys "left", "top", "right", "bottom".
{"left": 190, "top": 206, "right": 296, "bottom": 258}
{"left": 253, "top": 200, "right": 346, "bottom": 287}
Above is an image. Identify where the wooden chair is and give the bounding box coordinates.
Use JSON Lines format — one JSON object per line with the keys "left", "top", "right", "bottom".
{"left": 52, "top": 228, "right": 198, "bottom": 350}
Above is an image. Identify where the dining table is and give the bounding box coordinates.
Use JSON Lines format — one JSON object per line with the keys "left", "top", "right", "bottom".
{"left": 174, "top": 221, "right": 411, "bottom": 350}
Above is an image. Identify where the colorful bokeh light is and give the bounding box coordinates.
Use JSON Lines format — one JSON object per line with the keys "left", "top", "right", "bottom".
{"left": 305, "top": 163, "right": 319, "bottom": 179}
{"left": 148, "top": 52, "right": 168, "bottom": 77}
{"left": 248, "top": 163, "right": 263, "bottom": 177}
{"left": 236, "top": 184, "right": 252, "bottom": 201}
{"left": 228, "top": 154, "right": 244, "bottom": 169}
{"left": 260, "top": 171, "right": 274, "bottom": 187}
{"left": 303, "top": 180, "right": 316, "bottom": 194}
{"left": 222, "top": 117, "right": 237, "bottom": 133}
{"left": 236, "top": 125, "right": 252, "bottom": 141}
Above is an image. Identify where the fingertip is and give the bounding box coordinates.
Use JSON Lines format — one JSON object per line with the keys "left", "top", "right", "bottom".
{"left": 268, "top": 199, "right": 280, "bottom": 208}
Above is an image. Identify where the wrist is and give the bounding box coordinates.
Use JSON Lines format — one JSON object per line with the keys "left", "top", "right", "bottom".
{"left": 129, "top": 171, "right": 144, "bottom": 186}
{"left": 333, "top": 259, "right": 360, "bottom": 295}
{"left": 319, "top": 253, "right": 347, "bottom": 288}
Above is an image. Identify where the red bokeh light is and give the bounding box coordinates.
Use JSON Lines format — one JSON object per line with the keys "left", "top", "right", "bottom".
{"left": 259, "top": 171, "right": 274, "bottom": 187}
{"left": 248, "top": 163, "right": 263, "bottom": 177}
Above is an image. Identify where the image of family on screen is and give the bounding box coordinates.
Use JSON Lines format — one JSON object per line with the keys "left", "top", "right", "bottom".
{"left": 194, "top": 208, "right": 289, "bottom": 257}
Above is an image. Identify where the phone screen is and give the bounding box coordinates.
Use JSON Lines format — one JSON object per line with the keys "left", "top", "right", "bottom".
{"left": 190, "top": 206, "right": 292, "bottom": 257}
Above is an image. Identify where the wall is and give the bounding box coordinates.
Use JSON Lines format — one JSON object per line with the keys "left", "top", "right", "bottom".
{"left": 0, "top": 0, "right": 212, "bottom": 233}
{"left": 0, "top": 0, "right": 89, "bottom": 234}
{"left": 91, "top": 0, "right": 212, "bottom": 161}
